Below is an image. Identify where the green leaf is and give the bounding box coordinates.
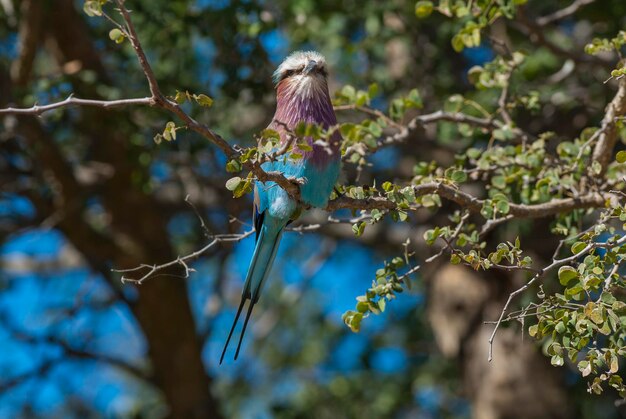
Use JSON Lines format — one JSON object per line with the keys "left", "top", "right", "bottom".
{"left": 495, "top": 199, "right": 510, "bottom": 214}
{"left": 340, "top": 85, "right": 356, "bottom": 102}
{"left": 405, "top": 89, "right": 423, "bottom": 109}
{"left": 451, "top": 170, "right": 467, "bottom": 183}
{"left": 352, "top": 221, "right": 366, "bottom": 237}
{"left": 194, "top": 94, "right": 213, "bottom": 107}
{"left": 609, "top": 353, "right": 620, "bottom": 373}
{"left": 226, "top": 159, "right": 242, "bottom": 173}
{"left": 558, "top": 266, "right": 578, "bottom": 286}
{"left": 356, "top": 301, "right": 369, "bottom": 313}
{"left": 355, "top": 91, "right": 369, "bottom": 106}
{"left": 389, "top": 98, "right": 405, "bottom": 120}
{"left": 491, "top": 175, "right": 506, "bottom": 189}
{"left": 174, "top": 90, "right": 188, "bottom": 104}
{"left": 297, "top": 141, "right": 313, "bottom": 152}
{"left": 493, "top": 127, "right": 514, "bottom": 141}
{"left": 108, "top": 28, "right": 125, "bottom": 44}
{"left": 578, "top": 361, "right": 592, "bottom": 377}
{"left": 612, "top": 300, "right": 626, "bottom": 313}
{"left": 451, "top": 35, "right": 465, "bottom": 52}
{"left": 415, "top": 1, "right": 434, "bottom": 18}
{"left": 591, "top": 160, "right": 602, "bottom": 175}
{"left": 368, "top": 83, "right": 379, "bottom": 98}
{"left": 225, "top": 176, "right": 242, "bottom": 191}
{"left": 467, "top": 148, "right": 482, "bottom": 159}
{"left": 83, "top": 0, "right": 105, "bottom": 17}
{"left": 232, "top": 179, "right": 253, "bottom": 198}
{"left": 378, "top": 298, "right": 386, "bottom": 312}
{"left": 346, "top": 312, "right": 363, "bottom": 332}
{"left": 571, "top": 241, "right": 587, "bottom": 255}
{"left": 163, "top": 121, "right": 176, "bottom": 141}
{"left": 369, "top": 122, "right": 383, "bottom": 137}
{"left": 551, "top": 354, "right": 564, "bottom": 366}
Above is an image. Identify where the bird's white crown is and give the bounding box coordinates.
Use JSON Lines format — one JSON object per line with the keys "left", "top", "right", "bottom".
{"left": 273, "top": 51, "right": 328, "bottom": 84}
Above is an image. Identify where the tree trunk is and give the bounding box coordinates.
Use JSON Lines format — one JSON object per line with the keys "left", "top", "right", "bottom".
{"left": 3, "top": 1, "right": 223, "bottom": 417}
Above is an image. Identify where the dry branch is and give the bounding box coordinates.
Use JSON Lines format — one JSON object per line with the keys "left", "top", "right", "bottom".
{"left": 0, "top": 94, "right": 153, "bottom": 115}
{"left": 591, "top": 77, "right": 626, "bottom": 175}
{"left": 536, "top": 0, "right": 596, "bottom": 27}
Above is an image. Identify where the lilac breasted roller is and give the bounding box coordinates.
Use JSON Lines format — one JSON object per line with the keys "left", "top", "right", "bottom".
{"left": 220, "top": 51, "right": 341, "bottom": 363}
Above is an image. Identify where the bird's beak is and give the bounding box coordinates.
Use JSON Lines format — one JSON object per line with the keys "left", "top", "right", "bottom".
{"left": 303, "top": 60, "right": 317, "bottom": 75}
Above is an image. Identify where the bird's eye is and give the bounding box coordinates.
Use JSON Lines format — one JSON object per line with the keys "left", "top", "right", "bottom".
{"left": 282, "top": 70, "right": 295, "bottom": 79}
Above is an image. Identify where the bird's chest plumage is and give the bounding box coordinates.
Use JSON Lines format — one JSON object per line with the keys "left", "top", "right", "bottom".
{"left": 256, "top": 87, "right": 341, "bottom": 219}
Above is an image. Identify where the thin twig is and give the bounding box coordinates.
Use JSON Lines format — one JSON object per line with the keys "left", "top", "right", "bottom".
{"left": 114, "top": 230, "right": 254, "bottom": 284}
{"left": 0, "top": 94, "right": 153, "bottom": 115}
{"left": 185, "top": 195, "right": 211, "bottom": 238}
{"left": 497, "top": 66, "right": 515, "bottom": 127}
{"left": 536, "top": 0, "right": 596, "bottom": 27}
{"left": 487, "top": 233, "right": 626, "bottom": 362}
{"left": 398, "top": 212, "right": 470, "bottom": 283}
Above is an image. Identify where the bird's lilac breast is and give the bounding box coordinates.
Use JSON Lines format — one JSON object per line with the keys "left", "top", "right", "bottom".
{"left": 260, "top": 77, "right": 342, "bottom": 211}
{"left": 271, "top": 90, "right": 341, "bottom": 169}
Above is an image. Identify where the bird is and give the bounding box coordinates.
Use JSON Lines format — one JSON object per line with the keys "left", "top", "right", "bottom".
{"left": 220, "top": 51, "right": 342, "bottom": 363}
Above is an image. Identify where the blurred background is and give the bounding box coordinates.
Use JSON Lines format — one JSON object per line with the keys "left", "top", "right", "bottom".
{"left": 1, "top": 0, "right": 626, "bottom": 417}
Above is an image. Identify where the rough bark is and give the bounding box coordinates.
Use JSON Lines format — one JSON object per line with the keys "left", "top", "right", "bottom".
{"left": 427, "top": 265, "right": 572, "bottom": 419}
{"left": 591, "top": 76, "right": 626, "bottom": 176}
{"left": 11, "top": 0, "right": 43, "bottom": 86}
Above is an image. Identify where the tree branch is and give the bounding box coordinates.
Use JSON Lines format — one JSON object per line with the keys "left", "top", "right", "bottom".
{"left": 514, "top": 11, "right": 609, "bottom": 66}
{"left": 591, "top": 76, "right": 626, "bottom": 176}
{"left": 339, "top": 107, "right": 530, "bottom": 157}
{"left": 113, "top": 230, "right": 254, "bottom": 284}
{"left": 536, "top": 0, "right": 596, "bottom": 27}
{"left": 0, "top": 94, "right": 154, "bottom": 115}
{"left": 326, "top": 181, "right": 608, "bottom": 215}
{"left": 11, "top": 0, "right": 43, "bottom": 86}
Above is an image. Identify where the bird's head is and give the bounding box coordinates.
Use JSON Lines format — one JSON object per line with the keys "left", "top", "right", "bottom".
{"left": 273, "top": 51, "right": 329, "bottom": 99}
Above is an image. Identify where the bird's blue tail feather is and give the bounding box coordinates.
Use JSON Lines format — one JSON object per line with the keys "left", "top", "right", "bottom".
{"left": 243, "top": 224, "right": 284, "bottom": 303}
{"left": 220, "top": 221, "right": 285, "bottom": 363}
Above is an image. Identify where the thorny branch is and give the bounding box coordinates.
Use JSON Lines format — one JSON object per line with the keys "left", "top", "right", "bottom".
{"left": 0, "top": 94, "right": 153, "bottom": 115}
{"left": 114, "top": 211, "right": 378, "bottom": 284}
{"left": 113, "top": 230, "right": 254, "bottom": 284}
